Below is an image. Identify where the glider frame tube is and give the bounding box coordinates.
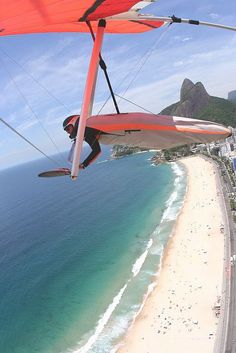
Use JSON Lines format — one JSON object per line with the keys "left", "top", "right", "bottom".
{"left": 71, "top": 19, "right": 106, "bottom": 180}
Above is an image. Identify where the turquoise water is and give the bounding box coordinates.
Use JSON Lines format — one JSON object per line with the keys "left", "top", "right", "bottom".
{"left": 0, "top": 149, "right": 186, "bottom": 353}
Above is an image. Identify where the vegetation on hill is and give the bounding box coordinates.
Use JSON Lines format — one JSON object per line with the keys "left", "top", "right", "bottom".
{"left": 196, "top": 97, "right": 236, "bottom": 127}
{"left": 161, "top": 96, "right": 236, "bottom": 128}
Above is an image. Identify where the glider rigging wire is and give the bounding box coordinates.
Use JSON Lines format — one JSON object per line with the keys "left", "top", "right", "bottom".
{"left": 0, "top": 52, "right": 68, "bottom": 165}
{"left": 0, "top": 46, "right": 72, "bottom": 114}
{"left": 96, "top": 24, "right": 171, "bottom": 116}
{"left": 119, "top": 24, "right": 172, "bottom": 100}
{"left": 0, "top": 117, "right": 60, "bottom": 166}
{"left": 115, "top": 93, "right": 157, "bottom": 116}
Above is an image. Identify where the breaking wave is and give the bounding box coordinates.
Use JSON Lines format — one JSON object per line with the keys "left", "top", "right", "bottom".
{"left": 132, "top": 239, "right": 153, "bottom": 277}
{"left": 75, "top": 284, "right": 127, "bottom": 353}
{"left": 161, "top": 162, "right": 185, "bottom": 222}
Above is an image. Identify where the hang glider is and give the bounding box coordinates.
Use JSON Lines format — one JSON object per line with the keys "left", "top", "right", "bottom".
{"left": 0, "top": 0, "right": 235, "bottom": 179}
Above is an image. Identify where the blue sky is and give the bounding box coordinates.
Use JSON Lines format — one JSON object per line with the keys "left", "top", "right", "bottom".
{"left": 0, "top": 0, "right": 236, "bottom": 170}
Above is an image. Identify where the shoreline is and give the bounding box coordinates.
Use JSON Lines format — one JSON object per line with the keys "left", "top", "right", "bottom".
{"left": 116, "top": 155, "right": 226, "bottom": 353}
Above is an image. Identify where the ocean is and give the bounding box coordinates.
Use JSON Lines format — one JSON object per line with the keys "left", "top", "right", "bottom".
{"left": 0, "top": 147, "right": 186, "bottom": 353}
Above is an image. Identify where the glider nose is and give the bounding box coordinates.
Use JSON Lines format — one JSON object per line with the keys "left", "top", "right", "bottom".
{"left": 226, "top": 127, "right": 233, "bottom": 137}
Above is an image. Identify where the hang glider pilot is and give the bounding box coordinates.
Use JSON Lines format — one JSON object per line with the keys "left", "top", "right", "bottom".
{"left": 63, "top": 115, "right": 101, "bottom": 169}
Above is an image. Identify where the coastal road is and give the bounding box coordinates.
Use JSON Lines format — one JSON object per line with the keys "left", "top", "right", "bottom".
{"left": 208, "top": 156, "right": 236, "bottom": 353}
{"left": 225, "top": 204, "right": 236, "bottom": 353}
{"left": 212, "top": 159, "right": 231, "bottom": 353}
{"left": 217, "top": 159, "right": 236, "bottom": 353}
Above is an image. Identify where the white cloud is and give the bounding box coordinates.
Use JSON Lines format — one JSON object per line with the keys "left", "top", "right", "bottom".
{"left": 17, "top": 119, "right": 38, "bottom": 132}
{"left": 173, "top": 60, "right": 184, "bottom": 67}
{"left": 209, "top": 13, "right": 220, "bottom": 20}
{"left": 172, "top": 35, "right": 192, "bottom": 42}
{"left": 182, "top": 37, "right": 191, "bottom": 42}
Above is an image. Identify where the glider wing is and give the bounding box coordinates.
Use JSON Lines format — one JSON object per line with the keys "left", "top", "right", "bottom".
{"left": 86, "top": 113, "right": 231, "bottom": 150}
{"left": 0, "top": 0, "right": 165, "bottom": 36}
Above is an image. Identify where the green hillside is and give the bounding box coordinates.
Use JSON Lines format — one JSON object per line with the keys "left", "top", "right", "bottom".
{"left": 197, "top": 97, "right": 236, "bottom": 127}
{"left": 160, "top": 95, "right": 236, "bottom": 127}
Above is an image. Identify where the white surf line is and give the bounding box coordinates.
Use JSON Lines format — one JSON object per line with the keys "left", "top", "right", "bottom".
{"left": 161, "top": 162, "right": 185, "bottom": 223}
{"left": 132, "top": 239, "right": 153, "bottom": 277}
{"left": 76, "top": 284, "right": 128, "bottom": 353}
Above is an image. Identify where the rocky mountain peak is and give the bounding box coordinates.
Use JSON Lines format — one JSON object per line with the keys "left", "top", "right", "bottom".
{"left": 173, "top": 78, "right": 210, "bottom": 117}
{"left": 180, "top": 78, "right": 195, "bottom": 101}
{"left": 180, "top": 78, "right": 209, "bottom": 103}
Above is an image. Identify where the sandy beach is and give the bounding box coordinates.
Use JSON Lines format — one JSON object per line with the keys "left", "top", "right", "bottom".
{"left": 117, "top": 155, "right": 226, "bottom": 353}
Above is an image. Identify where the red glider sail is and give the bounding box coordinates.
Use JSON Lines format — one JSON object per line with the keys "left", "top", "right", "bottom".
{"left": 0, "top": 0, "right": 165, "bottom": 36}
